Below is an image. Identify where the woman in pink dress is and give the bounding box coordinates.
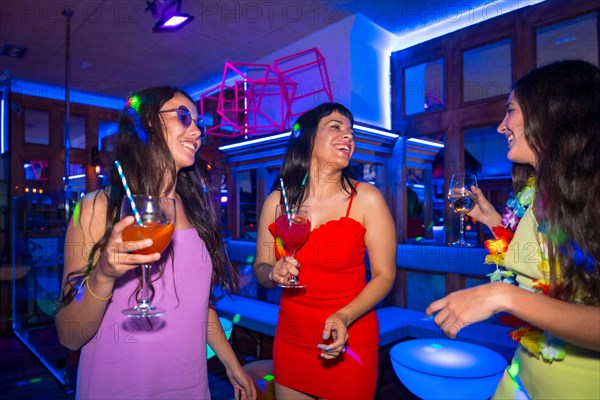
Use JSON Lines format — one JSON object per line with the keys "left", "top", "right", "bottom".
{"left": 56, "top": 86, "right": 256, "bottom": 400}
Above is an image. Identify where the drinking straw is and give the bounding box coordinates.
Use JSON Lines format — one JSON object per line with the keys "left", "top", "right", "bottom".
{"left": 114, "top": 160, "right": 142, "bottom": 226}
{"left": 279, "top": 178, "right": 292, "bottom": 225}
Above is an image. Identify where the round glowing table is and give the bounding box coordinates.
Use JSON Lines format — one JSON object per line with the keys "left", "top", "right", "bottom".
{"left": 207, "top": 317, "right": 233, "bottom": 359}
{"left": 390, "top": 339, "right": 507, "bottom": 400}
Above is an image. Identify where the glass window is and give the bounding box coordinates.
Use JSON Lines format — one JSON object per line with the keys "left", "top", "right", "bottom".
{"left": 405, "top": 134, "right": 445, "bottom": 243}
{"left": 23, "top": 160, "right": 48, "bottom": 181}
{"left": 463, "top": 39, "right": 512, "bottom": 102}
{"left": 537, "top": 12, "right": 598, "bottom": 67}
{"left": 69, "top": 115, "right": 86, "bottom": 149}
{"left": 24, "top": 109, "right": 49, "bottom": 145}
{"left": 464, "top": 126, "right": 512, "bottom": 178}
{"left": 404, "top": 58, "right": 445, "bottom": 115}
{"left": 98, "top": 120, "right": 118, "bottom": 151}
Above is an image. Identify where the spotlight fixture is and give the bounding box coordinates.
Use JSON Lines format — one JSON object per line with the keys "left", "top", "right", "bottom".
{"left": 147, "top": 0, "right": 194, "bottom": 32}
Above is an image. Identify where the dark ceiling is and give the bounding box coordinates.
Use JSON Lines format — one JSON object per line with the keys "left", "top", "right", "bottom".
{"left": 1, "top": 0, "right": 498, "bottom": 100}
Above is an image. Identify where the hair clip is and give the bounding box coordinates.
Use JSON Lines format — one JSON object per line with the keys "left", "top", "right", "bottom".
{"left": 125, "top": 96, "right": 148, "bottom": 144}
{"left": 293, "top": 122, "right": 301, "bottom": 138}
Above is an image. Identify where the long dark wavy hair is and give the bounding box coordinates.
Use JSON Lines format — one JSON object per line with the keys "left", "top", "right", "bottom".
{"left": 512, "top": 60, "right": 600, "bottom": 305}
{"left": 58, "top": 86, "right": 236, "bottom": 308}
{"left": 272, "top": 102, "right": 356, "bottom": 203}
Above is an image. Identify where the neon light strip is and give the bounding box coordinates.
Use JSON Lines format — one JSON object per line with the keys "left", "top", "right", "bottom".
{"left": 218, "top": 132, "right": 291, "bottom": 151}
{"left": 62, "top": 173, "right": 87, "bottom": 180}
{"left": 12, "top": 79, "right": 124, "bottom": 110}
{"left": 219, "top": 122, "right": 402, "bottom": 151}
{"left": 407, "top": 138, "right": 445, "bottom": 148}
{"left": 354, "top": 124, "right": 399, "bottom": 138}
{"left": 391, "top": 0, "right": 547, "bottom": 51}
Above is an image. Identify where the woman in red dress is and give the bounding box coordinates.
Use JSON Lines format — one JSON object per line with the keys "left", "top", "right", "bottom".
{"left": 254, "top": 103, "right": 396, "bottom": 399}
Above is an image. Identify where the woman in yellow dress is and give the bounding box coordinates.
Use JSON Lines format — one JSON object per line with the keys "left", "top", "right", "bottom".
{"left": 427, "top": 60, "right": 600, "bottom": 399}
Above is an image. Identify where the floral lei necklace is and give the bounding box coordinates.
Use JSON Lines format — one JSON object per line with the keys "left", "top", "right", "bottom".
{"left": 483, "top": 176, "right": 537, "bottom": 283}
{"left": 483, "top": 176, "right": 566, "bottom": 363}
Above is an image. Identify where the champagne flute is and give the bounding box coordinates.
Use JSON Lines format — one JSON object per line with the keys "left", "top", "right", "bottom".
{"left": 121, "top": 195, "right": 176, "bottom": 317}
{"left": 448, "top": 173, "right": 477, "bottom": 247}
{"left": 275, "top": 204, "right": 311, "bottom": 288}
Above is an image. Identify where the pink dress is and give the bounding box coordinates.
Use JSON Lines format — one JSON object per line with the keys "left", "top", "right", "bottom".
{"left": 76, "top": 229, "right": 212, "bottom": 399}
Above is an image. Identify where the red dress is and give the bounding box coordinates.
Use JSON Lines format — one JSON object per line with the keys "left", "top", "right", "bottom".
{"left": 269, "top": 183, "right": 379, "bottom": 399}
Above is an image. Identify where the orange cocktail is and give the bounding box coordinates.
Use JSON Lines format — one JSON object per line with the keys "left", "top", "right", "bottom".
{"left": 122, "top": 221, "right": 175, "bottom": 255}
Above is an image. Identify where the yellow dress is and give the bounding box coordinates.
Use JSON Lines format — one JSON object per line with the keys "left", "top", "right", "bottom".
{"left": 492, "top": 206, "right": 600, "bottom": 399}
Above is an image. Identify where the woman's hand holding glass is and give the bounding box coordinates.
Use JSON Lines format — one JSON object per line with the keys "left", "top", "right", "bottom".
{"left": 120, "top": 196, "right": 175, "bottom": 317}
{"left": 274, "top": 204, "right": 311, "bottom": 288}
{"left": 91, "top": 215, "right": 161, "bottom": 293}
{"left": 466, "top": 186, "right": 503, "bottom": 229}
{"left": 269, "top": 256, "right": 300, "bottom": 286}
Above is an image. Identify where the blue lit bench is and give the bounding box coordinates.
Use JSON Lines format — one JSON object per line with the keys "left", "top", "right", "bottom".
{"left": 219, "top": 240, "right": 517, "bottom": 360}
{"left": 376, "top": 307, "right": 426, "bottom": 347}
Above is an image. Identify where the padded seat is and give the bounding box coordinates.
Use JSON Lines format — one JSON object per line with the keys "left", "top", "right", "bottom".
{"left": 390, "top": 339, "right": 507, "bottom": 399}
{"left": 214, "top": 295, "right": 279, "bottom": 337}
{"left": 375, "top": 307, "right": 425, "bottom": 347}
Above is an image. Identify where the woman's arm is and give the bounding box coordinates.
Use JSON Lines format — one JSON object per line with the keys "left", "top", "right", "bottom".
{"left": 207, "top": 308, "right": 256, "bottom": 400}
{"left": 426, "top": 282, "right": 600, "bottom": 351}
{"left": 320, "top": 184, "right": 397, "bottom": 358}
{"left": 55, "top": 192, "right": 160, "bottom": 350}
{"left": 336, "top": 184, "right": 396, "bottom": 324}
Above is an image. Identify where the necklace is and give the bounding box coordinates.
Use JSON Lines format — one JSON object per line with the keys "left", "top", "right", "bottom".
{"left": 484, "top": 177, "right": 566, "bottom": 362}
{"left": 484, "top": 176, "right": 536, "bottom": 283}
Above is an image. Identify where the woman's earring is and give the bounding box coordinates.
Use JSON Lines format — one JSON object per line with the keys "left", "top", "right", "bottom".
{"left": 301, "top": 172, "right": 308, "bottom": 187}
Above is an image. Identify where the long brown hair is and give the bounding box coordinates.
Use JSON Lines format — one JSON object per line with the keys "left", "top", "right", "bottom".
{"left": 58, "top": 86, "right": 236, "bottom": 308}
{"left": 513, "top": 60, "right": 600, "bottom": 304}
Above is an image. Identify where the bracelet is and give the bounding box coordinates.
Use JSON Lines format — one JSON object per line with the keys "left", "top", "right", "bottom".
{"left": 82, "top": 276, "right": 112, "bottom": 301}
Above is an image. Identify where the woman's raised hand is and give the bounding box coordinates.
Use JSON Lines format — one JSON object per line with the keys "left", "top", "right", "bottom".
{"left": 467, "top": 186, "right": 502, "bottom": 229}
{"left": 94, "top": 215, "right": 161, "bottom": 281}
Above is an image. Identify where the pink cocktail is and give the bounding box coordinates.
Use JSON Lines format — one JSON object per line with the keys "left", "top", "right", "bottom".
{"left": 275, "top": 214, "right": 311, "bottom": 251}
{"left": 275, "top": 204, "right": 311, "bottom": 288}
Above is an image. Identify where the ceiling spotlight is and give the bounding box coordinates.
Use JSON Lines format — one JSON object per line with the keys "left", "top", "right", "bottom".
{"left": 148, "top": 0, "right": 194, "bottom": 32}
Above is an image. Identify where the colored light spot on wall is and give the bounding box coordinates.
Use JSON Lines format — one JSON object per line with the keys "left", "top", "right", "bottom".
{"left": 72, "top": 201, "right": 81, "bottom": 228}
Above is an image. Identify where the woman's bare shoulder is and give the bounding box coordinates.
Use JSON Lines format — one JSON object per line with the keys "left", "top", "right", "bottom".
{"left": 77, "top": 189, "right": 109, "bottom": 227}
{"left": 355, "top": 181, "right": 385, "bottom": 202}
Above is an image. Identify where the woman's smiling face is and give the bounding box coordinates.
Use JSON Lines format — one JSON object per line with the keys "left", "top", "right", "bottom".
{"left": 159, "top": 93, "right": 203, "bottom": 172}
{"left": 311, "top": 111, "right": 355, "bottom": 170}
{"left": 497, "top": 91, "right": 536, "bottom": 168}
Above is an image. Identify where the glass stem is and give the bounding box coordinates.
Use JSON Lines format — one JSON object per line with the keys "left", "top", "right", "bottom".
{"left": 459, "top": 214, "right": 465, "bottom": 242}
{"left": 288, "top": 250, "right": 298, "bottom": 285}
{"left": 140, "top": 264, "right": 151, "bottom": 307}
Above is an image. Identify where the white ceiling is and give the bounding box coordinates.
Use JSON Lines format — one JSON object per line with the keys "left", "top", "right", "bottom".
{"left": 0, "top": 0, "right": 499, "bottom": 100}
